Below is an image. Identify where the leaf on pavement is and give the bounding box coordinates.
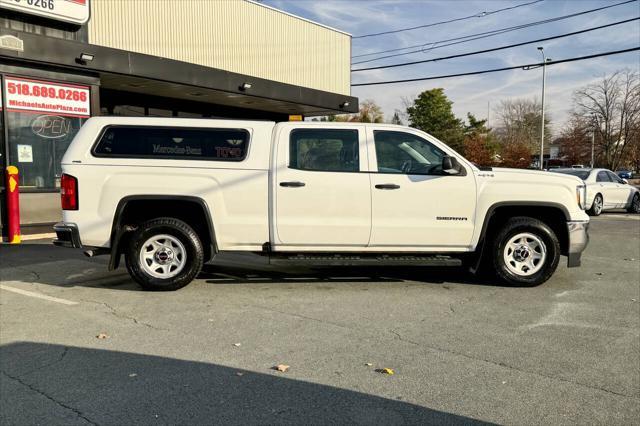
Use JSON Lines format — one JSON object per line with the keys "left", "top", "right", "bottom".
{"left": 273, "top": 364, "right": 290, "bottom": 372}
{"left": 376, "top": 368, "right": 394, "bottom": 375}
{"left": 96, "top": 333, "right": 109, "bottom": 339}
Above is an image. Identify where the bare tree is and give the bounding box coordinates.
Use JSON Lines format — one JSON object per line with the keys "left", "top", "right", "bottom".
{"left": 574, "top": 69, "right": 640, "bottom": 170}
{"left": 494, "top": 98, "right": 551, "bottom": 151}
{"left": 557, "top": 113, "right": 592, "bottom": 166}
{"left": 348, "top": 99, "right": 384, "bottom": 123}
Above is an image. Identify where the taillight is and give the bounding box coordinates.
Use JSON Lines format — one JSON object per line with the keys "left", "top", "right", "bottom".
{"left": 61, "top": 174, "right": 78, "bottom": 210}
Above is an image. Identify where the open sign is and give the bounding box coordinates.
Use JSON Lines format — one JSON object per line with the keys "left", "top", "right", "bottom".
{"left": 31, "top": 115, "right": 71, "bottom": 139}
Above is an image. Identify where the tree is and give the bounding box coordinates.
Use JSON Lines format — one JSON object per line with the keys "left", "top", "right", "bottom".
{"left": 464, "top": 113, "right": 490, "bottom": 136}
{"left": 573, "top": 69, "right": 640, "bottom": 170}
{"left": 390, "top": 111, "right": 403, "bottom": 125}
{"left": 501, "top": 143, "right": 533, "bottom": 168}
{"left": 464, "top": 134, "right": 495, "bottom": 167}
{"left": 557, "top": 114, "right": 592, "bottom": 166}
{"left": 349, "top": 99, "right": 384, "bottom": 123}
{"left": 462, "top": 113, "right": 498, "bottom": 166}
{"left": 406, "top": 88, "right": 465, "bottom": 151}
{"left": 494, "top": 98, "right": 551, "bottom": 152}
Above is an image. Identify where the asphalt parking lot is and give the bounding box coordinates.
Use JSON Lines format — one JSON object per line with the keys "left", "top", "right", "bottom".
{"left": 1, "top": 214, "right": 639, "bottom": 425}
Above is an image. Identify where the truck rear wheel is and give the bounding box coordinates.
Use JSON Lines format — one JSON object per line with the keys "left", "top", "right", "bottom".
{"left": 491, "top": 217, "right": 560, "bottom": 287}
{"left": 125, "top": 217, "right": 204, "bottom": 291}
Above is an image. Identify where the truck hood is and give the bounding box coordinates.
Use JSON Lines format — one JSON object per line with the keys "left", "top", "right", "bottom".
{"left": 481, "top": 167, "right": 584, "bottom": 186}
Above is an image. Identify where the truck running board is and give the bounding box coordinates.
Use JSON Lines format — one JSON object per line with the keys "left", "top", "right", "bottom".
{"left": 268, "top": 254, "right": 462, "bottom": 267}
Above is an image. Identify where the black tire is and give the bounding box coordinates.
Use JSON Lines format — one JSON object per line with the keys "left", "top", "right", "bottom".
{"left": 627, "top": 193, "right": 640, "bottom": 214}
{"left": 491, "top": 217, "right": 560, "bottom": 287}
{"left": 588, "top": 194, "right": 603, "bottom": 216}
{"left": 125, "top": 217, "right": 204, "bottom": 291}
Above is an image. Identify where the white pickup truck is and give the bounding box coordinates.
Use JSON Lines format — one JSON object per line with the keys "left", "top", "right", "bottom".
{"left": 54, "top": 117, "right": 589, "bottom": 290}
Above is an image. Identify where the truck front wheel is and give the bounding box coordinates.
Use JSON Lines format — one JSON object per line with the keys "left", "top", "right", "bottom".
{"left": 491, "top": 217, "right": 560, "bottom": 287}
{"left": 125, "top": 217, "right": 204, "bottom": 291}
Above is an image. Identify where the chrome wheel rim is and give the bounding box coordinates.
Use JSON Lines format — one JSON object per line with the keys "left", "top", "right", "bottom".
{"left": 503, "top": 232, "right": 547, "bottom": 277}
{"left": 139, "top": 234, "right": 186, "bottom": 279}
{"left": 594, "top": 196, "right": 603, "bottom": 214}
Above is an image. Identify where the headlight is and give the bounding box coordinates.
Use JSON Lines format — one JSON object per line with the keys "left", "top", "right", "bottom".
{"left": 576, "top": 184, "right": 587, "bottom": 210}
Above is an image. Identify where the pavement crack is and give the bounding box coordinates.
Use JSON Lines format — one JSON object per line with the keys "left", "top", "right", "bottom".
{"left": 248, "top": 304, "right": 350, "bottom": 329}
{"left": 389, "top": 329, "right": 420, "bottom": 346}
{"left": 81, "top": 299, "right": 165, "bottom": 331}
{"left": 10, "top": 266, "right": 41, "bottom": 283}
{"left": 392, "top": 335, "right": 639, "bottom": 400}
{"left": 20, "top": 346, "right": 69, "bottom": 377}
{"left": 248, "top": 304, "right": 636, "bottom": 399}
{"left": 1, "top": 370, "right": 98, "bottom": 425}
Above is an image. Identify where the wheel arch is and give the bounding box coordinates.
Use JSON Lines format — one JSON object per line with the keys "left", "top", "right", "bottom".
{"left": 470, "top": 202, "right": 569, "bottom": 272}
{"left": 108, "top": 195, "right": 217, "bottom": 270}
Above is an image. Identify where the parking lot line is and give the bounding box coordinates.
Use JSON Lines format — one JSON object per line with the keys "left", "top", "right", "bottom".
{"left": 0, "top": 284, "right": 78, "bottom": 306}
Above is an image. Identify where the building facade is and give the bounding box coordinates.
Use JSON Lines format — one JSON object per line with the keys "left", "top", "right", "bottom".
{"left": 0, "top": 0, "right": 357, "bottom": 235}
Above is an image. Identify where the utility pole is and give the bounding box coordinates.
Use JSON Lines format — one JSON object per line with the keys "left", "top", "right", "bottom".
{"left": 537, "top": 47, "right": 548, "bottom": 170}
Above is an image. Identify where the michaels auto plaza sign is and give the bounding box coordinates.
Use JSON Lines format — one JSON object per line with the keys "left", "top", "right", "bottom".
{"left": 0, "top": 0, "right": 90, "bottom": 25}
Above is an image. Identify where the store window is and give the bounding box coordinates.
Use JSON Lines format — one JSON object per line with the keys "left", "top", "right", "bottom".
{"left": 2, "top": 76, "right": 91, "bottom": 190}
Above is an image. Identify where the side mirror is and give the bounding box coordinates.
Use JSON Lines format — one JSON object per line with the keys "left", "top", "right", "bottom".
{"left": 442, "top": 155, "right": 462, "bottom": 175}
{"left": 622, "top": 178, "right": 629, "bottom": 184}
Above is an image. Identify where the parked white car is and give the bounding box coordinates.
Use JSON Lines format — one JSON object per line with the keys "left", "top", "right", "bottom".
{"left": 54, "top": 117, "right": 590, "bottom": 290}
{"left": 551, "top": 168, "right": 640, "bottom": 216}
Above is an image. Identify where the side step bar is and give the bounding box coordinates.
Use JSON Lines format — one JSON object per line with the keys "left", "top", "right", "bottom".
{"left": 269, "top": 254, "right": 462, "bottom": 267}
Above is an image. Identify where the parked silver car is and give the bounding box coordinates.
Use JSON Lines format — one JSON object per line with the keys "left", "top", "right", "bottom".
{"left": 551, "top": 168, "right": 640, "bottom": 216}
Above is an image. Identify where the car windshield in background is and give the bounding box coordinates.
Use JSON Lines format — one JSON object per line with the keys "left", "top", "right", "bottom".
{"left": 551, "top": 169, "right": 590, "bottom": 180}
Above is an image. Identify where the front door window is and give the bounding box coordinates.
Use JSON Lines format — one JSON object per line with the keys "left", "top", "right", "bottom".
{"left": 373, "top": 130, "right": 446, "bottom": 175}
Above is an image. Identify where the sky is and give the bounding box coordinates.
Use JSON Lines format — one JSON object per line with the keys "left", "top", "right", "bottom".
{"left": 263, "top": 0, "right": 640, "bottom": 133}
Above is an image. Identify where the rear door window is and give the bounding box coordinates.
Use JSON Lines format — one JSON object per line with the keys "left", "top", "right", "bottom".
{"left": 596, "top": 171, "right": 611, "bottom": 182}
{"left": 289, "top": 129, "right": 359, "bottom": 172}
{"left": 93, "top": 126, "right": 249, "bottom": 161}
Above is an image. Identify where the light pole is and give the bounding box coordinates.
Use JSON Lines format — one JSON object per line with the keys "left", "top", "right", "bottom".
{"left": 537, "top": 47, "right": 549, "bottom": 170}
{"left": 591, "top": 113, "right": 597, "bottom": 168}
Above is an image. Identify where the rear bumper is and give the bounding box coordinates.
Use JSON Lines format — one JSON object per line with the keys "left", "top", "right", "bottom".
{"left": 53, "top": 222, "right": 82, "bottom": 248}
{"left": 567, "top": 220, "right": 589, "bottom": 267}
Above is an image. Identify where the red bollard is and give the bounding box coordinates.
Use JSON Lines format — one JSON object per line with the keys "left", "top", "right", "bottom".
{"left": 5, "top": 166, "right": 20, "bottom": 244}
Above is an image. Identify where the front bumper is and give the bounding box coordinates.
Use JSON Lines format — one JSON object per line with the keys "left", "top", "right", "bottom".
{"left": 53, "top": 222, "right": 83, "bottom": 248}
{"left": 566, "top": 220, "right": 589, "bottom": 267}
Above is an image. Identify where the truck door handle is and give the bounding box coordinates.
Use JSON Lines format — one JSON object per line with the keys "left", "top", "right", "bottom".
{"left": 375, "top": 184, "right": 400, "bottom": 190}
{"left": 280, "top": 181, "right": 306, "bottom": 188}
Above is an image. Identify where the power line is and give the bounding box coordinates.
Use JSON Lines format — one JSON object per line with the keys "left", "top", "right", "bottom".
{"left": 352, "top": 17, "right": 639, "bottom": 72}
{"left": 351, "top": 47, "right": 640, "bottom": 87}
{"left": 353, "top": 0, "right": 544, "bottom": 39}
{"left": 351, "top": 0, "right": 637, "bottom": 62}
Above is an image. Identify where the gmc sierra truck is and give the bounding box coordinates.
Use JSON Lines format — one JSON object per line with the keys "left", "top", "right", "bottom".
{"left": 53, "top": 117, "right": 589, "bottom": 290}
